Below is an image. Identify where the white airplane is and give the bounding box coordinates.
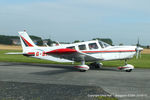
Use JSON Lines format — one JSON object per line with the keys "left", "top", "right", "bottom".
{"left": 7, "top": 31, "right": 143, "bottom": 72}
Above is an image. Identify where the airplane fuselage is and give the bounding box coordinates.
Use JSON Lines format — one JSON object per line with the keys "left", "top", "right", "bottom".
{"left": 23, "top": 40, "right": 137, "bottom": 62}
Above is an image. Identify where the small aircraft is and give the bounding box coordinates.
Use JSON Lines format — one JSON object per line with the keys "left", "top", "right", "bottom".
{"left": 7, "top": 31, "right": 143, "bottom": 72}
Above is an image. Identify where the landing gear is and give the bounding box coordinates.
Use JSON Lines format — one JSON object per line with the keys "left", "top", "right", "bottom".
{"left": 118, "top": 59, "right": 134, "bottom": 72}
{"left": 125, "top": 59, "right": 127, "bottom": 65}
{"left": 90, "top": 62, "right": 103, "bottom": 69}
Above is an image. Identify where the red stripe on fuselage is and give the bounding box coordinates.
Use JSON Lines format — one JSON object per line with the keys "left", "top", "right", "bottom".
{"left": 82, "top": 50, "right": 136, "bottom": 53}
{"left": 27, "top": 52, "right": 35, "bottom": 55}
{"left": 21, "top": 36, "right": 33, "bottom": 47}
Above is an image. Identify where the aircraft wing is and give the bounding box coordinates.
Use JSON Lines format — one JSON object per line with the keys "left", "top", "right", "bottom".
{"left": 45, "top": 48, "right": 102, "bottom": 62}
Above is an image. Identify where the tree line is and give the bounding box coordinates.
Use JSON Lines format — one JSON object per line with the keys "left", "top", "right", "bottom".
{"left": 0, "top": 35, "right": 43, "bottom": 45}
{"left": 0, "top": 35, "right": 13, "bottom": 45}
{"left": 0, "top": 35, "right": 113, "bottom": 46}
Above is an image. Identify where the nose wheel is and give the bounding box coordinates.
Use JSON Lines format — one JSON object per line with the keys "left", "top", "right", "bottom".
{"left": 118, "top": 59, "right": 134, "bottom": 72}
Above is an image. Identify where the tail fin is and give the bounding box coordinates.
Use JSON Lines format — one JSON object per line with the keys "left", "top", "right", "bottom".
{"left": 18, "top": 31, "right": 37, "bottom": 52}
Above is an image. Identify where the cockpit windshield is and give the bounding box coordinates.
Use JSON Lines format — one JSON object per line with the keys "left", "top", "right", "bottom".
{"left": 99, "top": 41, "right": 110, "bottom": 48}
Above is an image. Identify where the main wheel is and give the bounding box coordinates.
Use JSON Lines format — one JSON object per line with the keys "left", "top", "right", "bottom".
{"left": 80, "top": 70, "right": 86, "bottom": 72}
{"left": 90, "top": 62, "right": 102, "bottom": 69}
{"left": 126, "top": 69, "right": 132, "bottom": 72}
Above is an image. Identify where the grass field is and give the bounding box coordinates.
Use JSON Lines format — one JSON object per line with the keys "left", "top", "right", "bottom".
{"left": 0, "top": 49, "right": 150, "bottom": 68}
{"left": 0, "top": 50, "right": 64, "bottom": 64}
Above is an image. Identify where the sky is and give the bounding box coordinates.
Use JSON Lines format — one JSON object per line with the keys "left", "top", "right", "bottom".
{"left": 0, "top": 0, "right": 150, "bottom": 45}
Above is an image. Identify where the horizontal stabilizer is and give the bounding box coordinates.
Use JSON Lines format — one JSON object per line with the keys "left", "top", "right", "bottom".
{"left": 5, "top": 52, "right": 25, "bottom": 55}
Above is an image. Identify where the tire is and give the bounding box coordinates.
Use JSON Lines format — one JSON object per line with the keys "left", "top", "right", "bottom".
{"left": 95, "top": 63, "right": 100, "bottom": 68}
{"left": 80, "top": 70, "right": 86, "bottom": 72}
{"left": 126, "top": 69, "right": 132, "bottom": 72}
{"left": 90, "top": 62, "right": 102, "bottom": 69}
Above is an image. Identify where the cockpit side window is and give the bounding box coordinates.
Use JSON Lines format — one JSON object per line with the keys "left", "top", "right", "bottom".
{"left": 88, "top": 43, "right": 98, "bottom": 50}
{"left": 99, "top": 41, "right": 110, "bottom": 48}
{"left": 67, "top": 46, "right": 76, "bottom": 50}
{"left": 103, "top": 43, "right": 109, "bottom": 47}
{"left": 78, "top": 44, "right": 86, "bottom": 50}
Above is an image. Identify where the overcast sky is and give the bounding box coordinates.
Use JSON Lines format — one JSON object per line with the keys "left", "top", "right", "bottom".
{"left": 0, "top": 0, "right": 150, "bottom": 45}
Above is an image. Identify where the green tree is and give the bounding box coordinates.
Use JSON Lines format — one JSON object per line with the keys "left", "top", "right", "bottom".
{"left": 36, "top": 40, "right": 43, "bottom": 46}
{"left": 73, "top": 40, "right": 80, "bottom": 43}
{"left": 47, "top": 39, "right": 53, "bottom": 46}
{"left": 93, "top": 38, "right": 113, "bottom": 45}
{"left": 119, "top": 43, "right": 124, "bottom": 46}
{"left": 0, "top": 35, "right": 13, "bottom": 45}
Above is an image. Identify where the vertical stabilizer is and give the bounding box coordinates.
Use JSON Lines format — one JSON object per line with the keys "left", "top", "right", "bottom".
{"left": 18, "top": 31, "right": 37, "bottom": 52}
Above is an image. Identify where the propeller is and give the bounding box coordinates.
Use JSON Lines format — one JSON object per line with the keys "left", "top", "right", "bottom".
{"left": 135, "top": 38, "right": 143, "bottom": 59}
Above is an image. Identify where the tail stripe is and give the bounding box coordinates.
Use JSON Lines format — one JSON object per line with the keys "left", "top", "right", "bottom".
{"left": 20, "top": 36, "right": 33, "bottom": 47}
